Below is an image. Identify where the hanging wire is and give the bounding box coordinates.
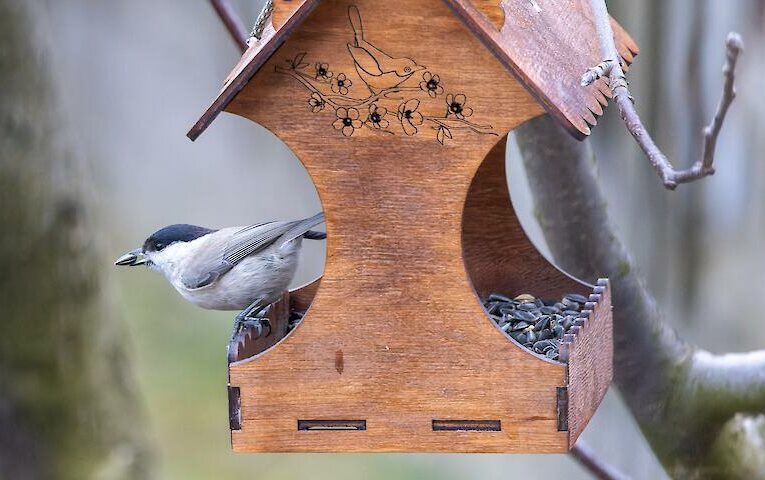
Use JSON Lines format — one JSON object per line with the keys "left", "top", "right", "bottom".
{"left": 247, "top": 0, "right": 275, "bottom": 46}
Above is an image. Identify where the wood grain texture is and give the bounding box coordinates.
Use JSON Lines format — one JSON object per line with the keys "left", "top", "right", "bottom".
{"left": 472, "top": 0, "right": 505, "bottom": 28}
{"left": 192, "top": 0, "right": 638, "bottom": 140}
{"left": 229, "top": 279, "right": 321, "bottom": 363}
{"left": 228, "top": 291, "right": 291, "bottom": 363}
{"left": 441, "top": 0, "right": 639, "bottom": 139}
{"left": 220, "top": 0, "right": 613, "bottom": 452}
{"left": 463, "top": 135, "right": 590, "bottom": 300}
{"left": 275, "top": 0, "right": 506, "bottom": 29}
{"left": 560, "top": 280, "right": 613, "bottom": 445}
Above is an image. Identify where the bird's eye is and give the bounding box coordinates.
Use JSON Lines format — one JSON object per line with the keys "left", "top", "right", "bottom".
{"left": 155, "top": 242, "right": 165, "bottom": 251}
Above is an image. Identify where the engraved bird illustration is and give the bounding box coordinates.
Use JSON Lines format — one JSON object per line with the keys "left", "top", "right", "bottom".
{"left": 346, "top": 5, "right": 426, "bottom": 94}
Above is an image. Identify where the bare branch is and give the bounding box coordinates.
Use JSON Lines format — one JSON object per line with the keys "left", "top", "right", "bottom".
{"left": 581, "top": 59, "right": 615, "bottom": 87}
{"left": 210, "top": 0, "right": 248, "bottom": 53}
{"left": 515, "top": 115, "right": 765, "bottom": 477}
{"left": 585, "top": 0, "right": 744, "bottom": 189}
{"left": 689, "top": 350, "right": 765, "bottom": 418}
{"left": 570, "top": 441, "right": 631, "bottom": 480}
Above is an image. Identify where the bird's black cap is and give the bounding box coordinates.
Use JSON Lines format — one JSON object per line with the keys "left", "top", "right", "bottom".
{"left": 143, "top": 224, "right": 216, "bottom": 252}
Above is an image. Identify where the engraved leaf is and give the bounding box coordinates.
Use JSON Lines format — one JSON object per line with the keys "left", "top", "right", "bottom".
{"left": 437, "top": 126, "right": 453, "bottom": 145}
{"left": 291, "top": 52, "right": 308, "bottom": 69}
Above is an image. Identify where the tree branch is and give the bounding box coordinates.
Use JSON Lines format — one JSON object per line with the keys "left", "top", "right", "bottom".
{"left": 514, "top": 115, "right": 765, "bottom": 477}
{"left": 571, "top": 441, "right": 631, "bottom": 480}
{"left": 583, "top": 0, "right": 744, "bottom": 189}
{"left": 210, "top": 0, "right": 248, "bottom": 53}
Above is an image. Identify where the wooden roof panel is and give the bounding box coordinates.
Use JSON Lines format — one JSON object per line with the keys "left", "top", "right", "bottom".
{"left": 188, "top": 0, "right": 638, "bottom": 140}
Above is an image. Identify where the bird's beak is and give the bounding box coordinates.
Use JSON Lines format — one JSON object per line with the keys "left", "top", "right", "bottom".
{"left": 115, "top": 248, "right": 146, "bottom": 266}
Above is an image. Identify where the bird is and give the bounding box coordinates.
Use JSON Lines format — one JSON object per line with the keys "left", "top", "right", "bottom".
{"left": 346, "top": 5, "right": 426, "bottom": 94}
{"left": 115, "top": 212, "right": 326, "bottom": 336}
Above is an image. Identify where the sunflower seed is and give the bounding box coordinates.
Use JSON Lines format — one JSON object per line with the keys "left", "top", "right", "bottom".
{"left": 511, "top": 332, "right": 527, "bottom": 344}
{"left": 512, "top": 321, "right": 530, "bottom": 331}
{"left": 562, "top": 299, "right": 580, "bottom": 310}
{"left": 484, "top": 290, "right": 596, "bottom": 362}
{"left": 565, "top": 293, "right": 589, "bottom": 304}
{"left": 553, "top": 325, "right": 565, "bottom": 338}
{"left": 538, "top": 329, "right": 553, "bottom": 341}
{"left": 514, "top": 294, "right": 536, "bottom": 303}
{"left": 535, "top": 316, "right": 550, "bottom": 331}
{"left": 512, "top": 310, "right": 536, "bottom": 322}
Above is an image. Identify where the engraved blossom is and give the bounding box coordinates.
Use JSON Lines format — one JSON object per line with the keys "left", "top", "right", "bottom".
{"left": 446, "top": 93, "right": 473, "bottom": 120}
{"left": 419, "top": 72, "right": 443, "bottom": 98}
{"left": 333, "top": 107, "right": 362, "bottom": 137}
{"left": 397, "top": 99, "right": 424, "bottom": 136}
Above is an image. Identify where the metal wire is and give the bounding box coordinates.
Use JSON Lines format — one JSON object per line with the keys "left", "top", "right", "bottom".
{"left": 247, "top": 0, "right": 274, "bottom": 46}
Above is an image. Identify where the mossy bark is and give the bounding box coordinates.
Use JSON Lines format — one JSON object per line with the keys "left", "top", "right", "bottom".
{"left": 515, "top": 115, "right": 765, "bottom": 479}
{"left": 0, "top": 2, "right": 152, "bottom": 479}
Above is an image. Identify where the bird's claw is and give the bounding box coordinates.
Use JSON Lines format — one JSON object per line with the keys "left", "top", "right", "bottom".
{"left": 235, "top": 317, "right": 272, "bottom": 338}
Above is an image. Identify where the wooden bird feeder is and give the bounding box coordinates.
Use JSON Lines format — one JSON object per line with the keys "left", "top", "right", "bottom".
{"left": 188, "top": 0, "right": 637, "bottom": 453}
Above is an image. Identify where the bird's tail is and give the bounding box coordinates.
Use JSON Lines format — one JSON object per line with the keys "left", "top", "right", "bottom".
{"left": 280, "top": 212, "right": 326, "bottom": 246}
{"left": 348, "top": 5, "right": 363, "bottom": 46}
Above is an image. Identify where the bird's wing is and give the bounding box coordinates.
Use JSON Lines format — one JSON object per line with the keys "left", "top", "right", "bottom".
{"left": 348, "top": 5, "right": 364, "bottom": 44}
{"left": 181, "top": 213, "right": 325, "bottom": 289}
{"left": 347, "top": 44, "right": 385, "bottom": 76}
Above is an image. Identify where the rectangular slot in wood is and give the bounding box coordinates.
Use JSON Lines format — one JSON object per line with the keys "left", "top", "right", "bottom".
{"left": 228, "top": 386, "right": 241, "bottom": 431}
{"left": 297, "top": 420, "right": 367, "bottom": 431}
{"left": 557, "top": 386, "right": 569, "bottom": 432}
{"left": 432, "top": 420, "right": 501, "bottom": 432}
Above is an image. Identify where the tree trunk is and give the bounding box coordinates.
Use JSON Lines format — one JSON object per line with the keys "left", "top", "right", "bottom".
{"left": 515, "top": 114, "right": 765, "bottom": 479}
{"left": 0, "top": 2, "right": 152, "bottom": 479}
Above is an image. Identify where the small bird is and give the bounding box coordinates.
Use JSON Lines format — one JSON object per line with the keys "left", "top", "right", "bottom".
{"left": 115, "top": 213, "right": 326, "bottom": 335}
{"left": 346, "top": 5, "right": 426, "bottom": 94}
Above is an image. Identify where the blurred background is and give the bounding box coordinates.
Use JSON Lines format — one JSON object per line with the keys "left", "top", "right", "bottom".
{"left": 3, "top": 0, "right": 764, "bottom": 478}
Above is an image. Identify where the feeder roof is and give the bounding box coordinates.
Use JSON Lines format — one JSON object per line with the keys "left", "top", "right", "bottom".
{"left": 187, "top": 0, "right": 638, "bottom": 141}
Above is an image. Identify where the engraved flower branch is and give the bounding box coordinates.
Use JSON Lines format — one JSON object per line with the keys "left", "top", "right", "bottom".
{"left": 276, "top": 52, "right": 496, "bottom": 144}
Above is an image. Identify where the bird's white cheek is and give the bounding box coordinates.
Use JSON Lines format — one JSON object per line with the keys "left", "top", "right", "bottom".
{"left": 145, "top": 252, "right": 174, "bottom": 277}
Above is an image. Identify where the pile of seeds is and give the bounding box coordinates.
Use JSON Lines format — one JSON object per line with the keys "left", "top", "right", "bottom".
{"left": 482, "top": 292, "right": 590, "bottom": 362}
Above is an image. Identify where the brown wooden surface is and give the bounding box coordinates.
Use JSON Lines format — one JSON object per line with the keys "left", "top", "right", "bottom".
{"left": 463, "top": 135, "right": 590, "bottom": 300}
{"left": 561, "top": 280, "right": 614, "bottom": 445}
{"left": 221, "top": 0, "right": 612, "bottom": 452}
{"left": 275, "top": 0, "right": 506, "bottom": 30}
{"left": 441, "top": 0, "right": 639, "bottom": 139}
{"left": 192, "top": 0, "right": 638, "bottom": 140}
{"left": 228, "top": 291, "right": 291, "bottom": 363}
{"left": 228, "top": 279, "right": 322, "bottom": 362}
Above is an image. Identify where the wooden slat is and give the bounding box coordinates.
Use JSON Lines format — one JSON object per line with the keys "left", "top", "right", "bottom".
{"left": 228, "top": 291, "right": 291, "bottom": 363}
{"left": 561, "top": 280, "right": 614, "bottom": 445}
{"left": 442, "top": 0, "right": 639, "bottom": 139}
{"left": 191, "top": 0, "right": 639, "bottom": 140}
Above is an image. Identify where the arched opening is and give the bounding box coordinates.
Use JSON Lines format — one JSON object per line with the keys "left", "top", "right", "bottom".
{"left": 222, "top": 121, "right": 326, "bottom": 364}
{"left": 461, "top": 131, "right": 592, "bottom": 362}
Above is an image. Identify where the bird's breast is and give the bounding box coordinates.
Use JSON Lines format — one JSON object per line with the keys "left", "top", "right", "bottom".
{"left": 171, "top": 248, "right": 300, "bottom": 311}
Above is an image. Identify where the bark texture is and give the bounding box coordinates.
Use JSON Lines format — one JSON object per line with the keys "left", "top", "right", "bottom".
{"left": 515, "top": 115, "right": 765, "bottom": 479}
{"left": 0, "top": 2, "right": 152, "bottom": 479}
